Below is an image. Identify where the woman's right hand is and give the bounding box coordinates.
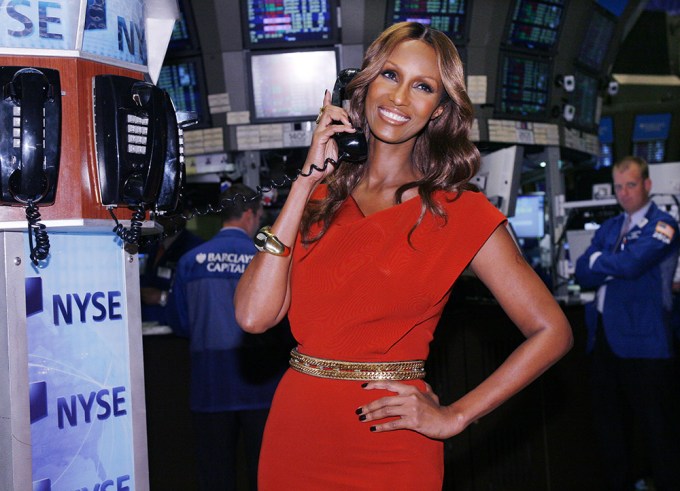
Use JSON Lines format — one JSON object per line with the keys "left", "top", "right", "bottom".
{"left": 302, "top": 89, "right": 357, "bottom": 182}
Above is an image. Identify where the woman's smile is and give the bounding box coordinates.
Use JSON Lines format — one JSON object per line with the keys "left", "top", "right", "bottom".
{"left": 378, "top": 106, "right": 410, "bottom": 124}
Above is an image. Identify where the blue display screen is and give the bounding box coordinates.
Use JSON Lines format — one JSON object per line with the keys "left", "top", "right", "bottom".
{"left": 508, "top": 195, "right": 545, "bottom": 238}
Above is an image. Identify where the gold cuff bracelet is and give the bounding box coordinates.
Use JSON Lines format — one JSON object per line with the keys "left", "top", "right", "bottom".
{"left": 254, "top": 226, "right": 291, "bottom": 257}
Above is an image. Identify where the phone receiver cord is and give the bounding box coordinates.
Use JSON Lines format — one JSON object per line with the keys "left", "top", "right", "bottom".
{"left": 110, "top": 205, "right": 145, "bottom": 247}
{"left": 131, "top": 158, "right": 336, "bottom": 251}
{"left": 26, "top": 200, "right": 50, "bottom": 266}
{"left": 182, "top": 158, "right": 338, "bottom": 221}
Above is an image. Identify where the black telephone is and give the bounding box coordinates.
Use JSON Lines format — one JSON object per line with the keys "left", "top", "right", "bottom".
{"left": 93, "top": 75, "right": 188, "bottom": 246}
{"left": 93, "top": 75, "right": 174, "bottom": 208}
{"left": 331, "top": 68, "right": 368, "bottom": 163}
{"left": 0, "top": 66, "right": 62, "bottom": 264}
{"left": 0, "top": 66, "right": 61, "bottom": 205}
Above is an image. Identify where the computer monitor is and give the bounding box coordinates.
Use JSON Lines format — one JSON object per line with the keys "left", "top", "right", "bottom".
{"left": 246, "top": 48, "right": 339, "bottom": 123}
{"left": 503, "top": 0, "right": 567, "bottom": 54}
{"left": 241, "top": 0, "right": 339, "bottom": 49}
{"left": 156, "top": 56, "right": 211, "bottom": 128}
{"left": 631, "top": 113, "right": 672, "bottom": 164}
{"left": 471, "top": 145, "right": 524, "bottom": 217}
{"left": 508, "top": 194, "right": 545, "bottom": 238}
{"left": 496, "top": 52, "right": 552, "bottom": 119}
{"left": 167, "top": 0, "right": 201, "bottom": 53}
{"left": 385, "top": 0, "right": 470, "bottom": 44}
{"left": 575, "top": 5, "right": 617, "bottom": 74}
{"left": 570, "top": 70, "right": 600, "bottom": 131}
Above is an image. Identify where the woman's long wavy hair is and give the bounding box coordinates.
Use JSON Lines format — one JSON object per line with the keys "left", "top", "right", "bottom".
{"left": 301, "top": 22, "right": 480, "bottom": 244}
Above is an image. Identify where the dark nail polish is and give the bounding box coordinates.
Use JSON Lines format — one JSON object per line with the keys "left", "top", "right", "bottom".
{"left": 361, "top": 383, "right": 368, "bottom": 388}
{"left": 359, "top": 414, "right": 367, "bottom": 421}
{"left": 370, "top": 426, "right": 377, "bottom": 432}
{"left": 355, "top": 407, "right": 363, "bottom": 415}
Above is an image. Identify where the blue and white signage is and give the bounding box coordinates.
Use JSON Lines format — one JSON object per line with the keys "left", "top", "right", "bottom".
{"left": 632, "top": 113, "right": 672, "bottom": 142}
{"left": 25, "top": 232, "right": 138, "bottom": 491}
{"left": 81, "top": 0, "right": 147, "bottom": 67}
{"left": 0, "top": 0, "right": 81, "bottom": 50}
{"left": 0, "top": 0, "right": 148, "bottom": 68}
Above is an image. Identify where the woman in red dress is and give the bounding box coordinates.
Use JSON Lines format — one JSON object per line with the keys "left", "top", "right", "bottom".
{"left": 235, "top": 22, "right": 573, "bottom": 490}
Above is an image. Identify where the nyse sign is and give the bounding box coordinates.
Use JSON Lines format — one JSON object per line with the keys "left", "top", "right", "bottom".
{"left": 0, "top": 0, "right": 79, "bottom": 49}
{"left": 0, "top": 0, "right": 147, "bottom": 67}
{"left": 26, "top": 233, "right": 140, "bottom": 490}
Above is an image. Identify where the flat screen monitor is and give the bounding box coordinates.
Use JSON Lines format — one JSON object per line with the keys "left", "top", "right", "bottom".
{"left": 508, "top": 194, "right": 545, "bottom": 238}
{"left": 571, "top": 70, "right": 600, "bottom": 131}
{"left": 496, "top": 52, "right": 552, "bottom": 119}
{"left": 503, "top": 0, "right": 566, "bottom": 54}
{"left": 168, "top": 0, "right": 200, "bottom": 53}
{"left": 246, "top": 48, "right": 339, "bottom": 123}
{"left": 157, "top": 57, "right": 211, "bottom": 128}
{"left": 632, "top": 140, "right": 667, "bottom": 164}
{"left": 385, "top": 0, "right": 470, "bottom": 44}
{"left": 632, "top": 113, "right": 672, "bottom": 141}
{"left": 575, "top": 5, "right": 616, "bottom": 74}
{"left": 471, "top": 145, "right": 523, "bottom": 217}
{"left": 241, "top": 0, "right": 338, "bottom": 49}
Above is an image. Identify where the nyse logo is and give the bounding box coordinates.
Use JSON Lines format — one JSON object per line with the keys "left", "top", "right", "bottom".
{"left": 57, "top": 386, "right": 127, "bottom": 429}
{"left": 52, "top": 290, "right": 123, "bottom": 326}
{"left": 30, "top": 382, "right": 128, "bottom": 429}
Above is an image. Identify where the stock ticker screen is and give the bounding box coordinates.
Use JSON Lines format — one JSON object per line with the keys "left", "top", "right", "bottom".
{"left": 497, "top": 53, "right": 551, "bottom": 118}
{"left": 386, "top": 0, "right": 469, "bottom": 43}
{"left": 242, "top": 0, "right": 338, "bottom": 49}
{"left": 504, "top": 0, "right": 566, "bottom": 53}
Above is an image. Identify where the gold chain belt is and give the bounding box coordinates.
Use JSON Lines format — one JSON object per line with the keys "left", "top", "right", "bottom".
{"left": 289, "top": 348, "right": 426, "bottom": 381}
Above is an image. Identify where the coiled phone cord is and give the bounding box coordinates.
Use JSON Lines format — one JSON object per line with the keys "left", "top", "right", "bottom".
{"left": 137, "top": 158, "right": 338, "bottom": 249}
{"left": 26, "top": 200, "right": 50, "bottom": 265}
{"left": 110, "top": 205, "right": 145, "bottom": 247}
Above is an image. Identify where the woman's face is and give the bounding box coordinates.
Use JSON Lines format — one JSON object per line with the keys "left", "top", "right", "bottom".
{"left": 365, "top": 39, "right": 445, "bottom": 145}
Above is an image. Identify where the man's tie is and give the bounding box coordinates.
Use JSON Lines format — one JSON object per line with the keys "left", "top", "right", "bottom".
{"left": 614, "top": 214, "right": 631, "bottom": 251}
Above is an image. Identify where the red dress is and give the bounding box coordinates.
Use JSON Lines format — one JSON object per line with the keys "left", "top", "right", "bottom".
{"left": 258, "top": 188, "right": 505, "bottom": 490}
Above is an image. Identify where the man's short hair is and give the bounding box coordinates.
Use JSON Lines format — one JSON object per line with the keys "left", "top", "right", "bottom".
{"left": 219, "top": 183, "right": 261, "bottom": 221}
{"left": 613, "top": 156, "right": 649, "bottom": 180}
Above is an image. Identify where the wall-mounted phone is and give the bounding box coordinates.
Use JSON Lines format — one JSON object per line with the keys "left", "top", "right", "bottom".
{"left": 331, "top": 68, "right": 368, "bottom": 164}
{"left": 93, "top": 75, "right": 189, "bottom": 246}
{"left": 93, "top": 75, "right": 174, "bottom": 208}
{"left": 0, "top": 66, "right": 62, "bottom": 264}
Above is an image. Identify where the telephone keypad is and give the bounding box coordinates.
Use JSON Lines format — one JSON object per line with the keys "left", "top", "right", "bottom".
{"left": 126, "top": 114, "right": 150, "bottom": 156}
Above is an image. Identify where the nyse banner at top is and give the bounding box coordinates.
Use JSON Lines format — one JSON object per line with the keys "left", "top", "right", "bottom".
{"left": 0, "top": 0, "right": 82, "bottom": 50}
{"left": 81, "top": 0, "right": 147, "bottom": 66}
{"left": 0, "top": 0, "right": 147, "bottom": 68}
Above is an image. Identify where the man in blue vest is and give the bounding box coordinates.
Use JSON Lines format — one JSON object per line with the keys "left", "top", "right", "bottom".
{"left": 575, "top": 156, "right": 680, "bottom": 490}
{"left": 167, "top": 183, "right": 291, "bottom": 491}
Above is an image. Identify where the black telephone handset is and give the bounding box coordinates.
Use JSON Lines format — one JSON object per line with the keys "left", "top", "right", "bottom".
{"left": 93, "top": 75, "right": 169, "bottom": 208}
{"left": 331, "top": 68, "right": 368, "bottom": 163}
{"left": 0, "top": 66, "right": 61, "bottom": 265}
{"left": 0, "top": 66, "right": 61, "bottom": 205}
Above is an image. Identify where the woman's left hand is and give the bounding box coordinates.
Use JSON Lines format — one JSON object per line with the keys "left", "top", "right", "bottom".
{"left": 357, "top": 381, "right": 463, "bottom": 440}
